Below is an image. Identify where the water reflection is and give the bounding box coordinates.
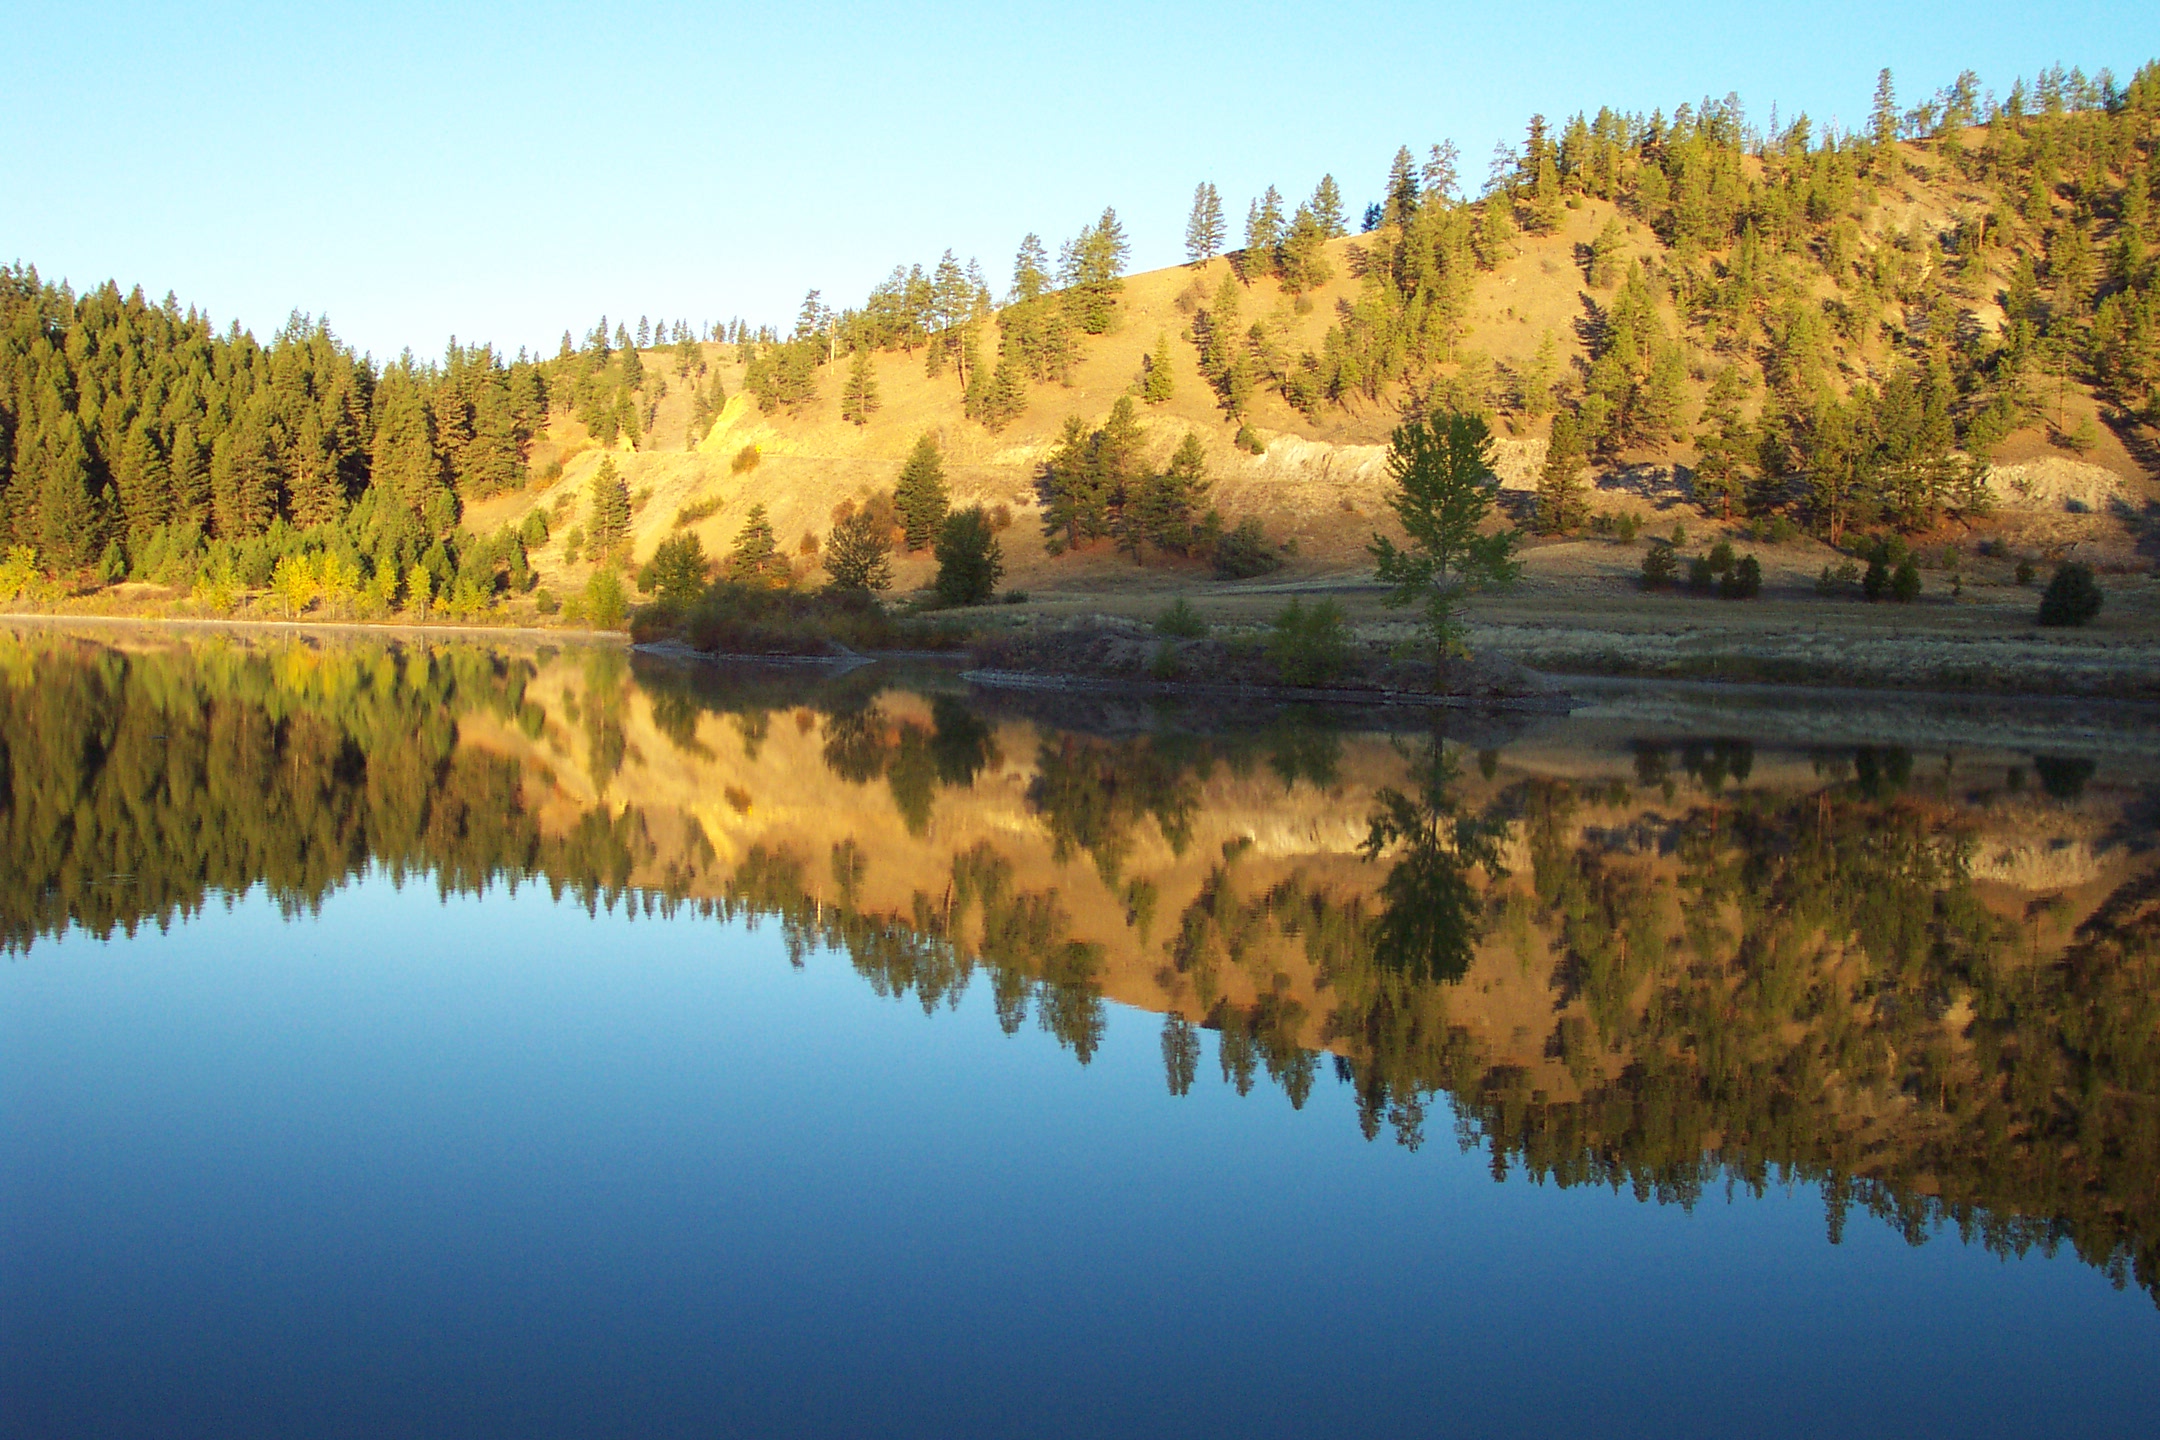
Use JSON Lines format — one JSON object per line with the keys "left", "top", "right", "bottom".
{"left": 4, "top": 625, "right": 2158, "bottom": 1305}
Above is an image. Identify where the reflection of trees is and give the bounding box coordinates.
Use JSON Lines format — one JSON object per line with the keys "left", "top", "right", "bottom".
{"left": 11, "top": 636, "right": 2159, "bottom": 1308}
{"left": 1028, "top": 734, "right": 1203, "bottom": 885}
{"left": 1360, "top": 737, "right": 1508, "bottom": 984}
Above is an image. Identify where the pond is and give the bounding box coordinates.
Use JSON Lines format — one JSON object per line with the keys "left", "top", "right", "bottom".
{"left": 3, "top": 626, "right": 2157, "bottom": 1438}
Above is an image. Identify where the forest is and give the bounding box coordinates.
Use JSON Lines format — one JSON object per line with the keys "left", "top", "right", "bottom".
{"left": 4, "top": 58, "right": 2156, "bottom": 613}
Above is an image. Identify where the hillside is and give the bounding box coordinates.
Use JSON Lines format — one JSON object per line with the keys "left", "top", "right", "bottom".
{"left": 477, "top": 117, "right": 2160, "bottom": 609}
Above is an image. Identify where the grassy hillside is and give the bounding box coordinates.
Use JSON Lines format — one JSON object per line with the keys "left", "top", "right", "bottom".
{"left": 484, "top": 125, "right": 2158, "bottom": 608}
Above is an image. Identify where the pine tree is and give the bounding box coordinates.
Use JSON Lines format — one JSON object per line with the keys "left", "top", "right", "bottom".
{"left": 1279, "top": 205, "right": 1333, "bottom": 294}
{"left": 1011, "top": 234, "right": 1052, "bottom": 302}
{"left": 585, "top": 457, "right": 631, "bottom": 556}
{"left": 1536, "top": 412, "right": 1588, "bottom": 534}
{"left": 1312, "top": 175, "right": 1346, "bottom": 238}
{"left": 893, "top": 434, "right": 949, "bottom": 551}
{"left": 1185, "top": 183, "right": 1226, "bottom": 264}
{"left": 1141, "top": 331, "right": 1176, "bottom": 404}
{"left": 934, "top": 506, "right": 1004, "bottom": 605}
{"left": 1383, "top": 147, "right": 1420, "bottom": 227}
{"left": 725, "top": 502, "right": 788, "bottom": 586}
{"left": 1871, "top": 68, "right": 1899, "bottom": 147}
{"left": 841, "top": 348, "right": 880, "bottom": 426}
{"left": 1244, "top": 187, "right": 1285, "bottom": 272}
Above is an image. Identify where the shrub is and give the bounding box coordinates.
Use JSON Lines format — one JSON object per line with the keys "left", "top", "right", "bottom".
{"left": 731, "top": 444, "right": 761, "bottom": 475}
{"left": 674, "top": 494, "right": 723, "bottom": 529}
{"left": 1267, "top": 597, "right": 1353, "bottom": 686}
{"left": 934, "top": 506, "right": 1005, "bottom": 606}
{"left": 2015, "top": 560, "right": 2036, "bottom": 585}
{"left": 1002, "top": 590, "right": 1028, "bottom": 604}
{"left": 1640, "top": 543, "right": 1677, "bottom": 588}
{"left": 1234, "top": 423, "right": 1267, "bottom": 455}
{"left": 1718, "top": 554, "right": 1762, "bottom": 599}
{"left": 665, "top": 582, "right": 947, "bottom": 654}
{"left": 1154, "top": 596, "right": 1207, "bottom": 637}
{"left": 534, "top": 588, "right": 560, "bottom": 616}
{"left": 1614, "top": 512, "right": 1641, "bottom": 543}
{"left": 1148, "top": 642, "right": 1180, "bottom": 680}
{"left": 1212, "top": 517, "right": 1283, "bottom": 579}
{"left": 1890, "top": 558, "right": 1922, "bottom": 603}
{"left": 2037, "top": 562, "right": 2104, "bottom": 627}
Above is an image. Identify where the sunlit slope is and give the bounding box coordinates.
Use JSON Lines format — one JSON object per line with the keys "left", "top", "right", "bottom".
{"left": 462, "top": 134, "right": 2154, "bottom": 594}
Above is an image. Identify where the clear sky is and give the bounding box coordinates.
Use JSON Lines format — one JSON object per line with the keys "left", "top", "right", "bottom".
{"left": 5, "top": 1, "right": 2153, "bottom": 361}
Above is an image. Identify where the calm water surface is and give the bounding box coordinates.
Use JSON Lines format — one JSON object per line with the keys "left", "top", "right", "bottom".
{"left": 2, "top": 627, "right": 2157, "bottom": 1437}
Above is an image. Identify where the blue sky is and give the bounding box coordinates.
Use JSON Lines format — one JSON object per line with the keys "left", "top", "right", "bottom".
{"left": 5, "top": 1, "right": 2153, "bottom": 360}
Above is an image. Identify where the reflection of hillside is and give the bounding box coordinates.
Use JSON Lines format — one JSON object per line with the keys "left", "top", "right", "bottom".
{"left": 4, "top": 630, "right": 2157, "bottom": 1305}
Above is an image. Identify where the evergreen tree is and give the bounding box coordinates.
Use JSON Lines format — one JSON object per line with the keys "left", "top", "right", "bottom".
{"left": 1871, "top": 68, "right": 1899, "bottom": 147}
{"left": 1278, "top": 205, "right": 1333, "bottom": 294}
{"left": 585, "top": 457, "right": 631, "bottom": 556}
{"left": 1312, "top": 175, "right": 1346, "bottom": 238}
{"left": 1536, "top": 412, "right": 1588, "bottom": 534}
{"left": 1185, "top": 183, "right": 1226, "bottom": 264}
{"left": 1062, "top": 210, "right": 1130, "bottom": 333}
{"left": 725, "top": 503, "right": 789, "bottom": 586}
{"left": 1382, "top": 147, "right": 1420, "bottom": 227}
{"left": 934, "top": 505, "right": 1004, "bottom": 605}
{"left": 841, "top": 348, "right": 880, "bottom": 426}
{"left": 893, "top": 434, "right": 949, "bottom": 551}
{"left": 1244, "top": 187, "right": 1285, "bottom": 272}
{"left": 1369, "top": 412, "right": 1521, "bottom": 669}
{"left": 1011, "top": 234, "right": 1052, "bottom": 303}
{"left": 1141, "top": 332, "right": 1176, "bottom": 404}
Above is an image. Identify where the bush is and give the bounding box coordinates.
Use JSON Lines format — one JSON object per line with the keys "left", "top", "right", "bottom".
{"left": 1890, "top": 558, "right": 1922, "bottom": 603}
{"left": 1718, "top": 554, "right": 1762, "bottom": 599}
{"left": 1234, "top": 423, "right": 1267, "bottom": 455}
{"left": 1212, "top": 517, "right": 1283, "bottom": 579}
{"left": 1614, "top": 512, "right": 1640, "bottom": 543}
{"left": 663, "top": 582, "right": 950, "bottom": 654}
{"left": 2015, "top": 560, "right": 2036, "bottom": 585}
{"left": 1154, "top": 596, "right": 1207, "bottom": 638}
{"left": 674, "top": 494, "right": 723, "bottom": 529}
{"left": 1148, "top": 642, "right": 1180, "bottom": 681}
{"left": 1267, "top": 597, "right": 1354, "bottom": 686}
{"left": 731, "top": 444, "right": 761, "bottom": 475}
{"left": 1002, "top": 590, "right": 1029, "bottom": 604}
{"left": 1640, "top": 542, "right": 1677, "bottom": 588}
{"left": 934, "top": 506, "right": 1005, "bottom": 606}
{"left": 2037, "top": 562, "right": 2104, "bottom": 627}
{"left": 534, "top": 588, "right": 560, "bottom": 616}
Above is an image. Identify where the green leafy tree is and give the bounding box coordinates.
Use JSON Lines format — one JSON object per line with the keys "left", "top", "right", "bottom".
{"left": 894, "top": 434, "right": 950, "bottom": 551}
{"left": 935, "top": 505, "right": 1004, "bottom": 605}
{"left": 1368, "top": 412, "right": 1521, "bottom": 669}
{"left": 824, "top": 509, "right": 894, "bottom": 592}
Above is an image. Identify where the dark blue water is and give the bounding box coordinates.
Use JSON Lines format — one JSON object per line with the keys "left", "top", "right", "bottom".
{"left": 7, "top": 874, "right": 2155, "bottom": 1439}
